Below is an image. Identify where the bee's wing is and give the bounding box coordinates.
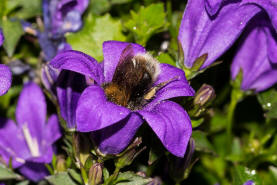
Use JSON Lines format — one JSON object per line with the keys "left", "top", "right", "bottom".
{"left": 112, "top": 44, "right": 135, "bottom": 83}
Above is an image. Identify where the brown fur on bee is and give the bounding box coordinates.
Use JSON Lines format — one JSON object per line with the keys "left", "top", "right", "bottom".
{"left": 103, "top": 44, "right": 160, "bottom": 110}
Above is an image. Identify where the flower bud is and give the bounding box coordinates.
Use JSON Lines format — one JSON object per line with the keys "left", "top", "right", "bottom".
{"left": 73, "top": 133, "right": 91, "bottom": 168}
{"left": 88, "top": 163, "right": 103, "bottom": 185}
{"left": 147, "top": 177, "right": 162, "bottom": 185}
{"left": 115, "top": 137, "right": 146, "bottom": 169}
{"left": 194, "top": 84, "right": 215, "bottom": 107}
{"left": 56, "top": 155, "right": 66, "bottom": 172}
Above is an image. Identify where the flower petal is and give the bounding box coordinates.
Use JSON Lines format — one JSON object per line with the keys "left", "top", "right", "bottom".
{"left": 50, "top": 50, "right": 104, "bottom": 84}
{"left": 19, "top": 162, "right": 49, "bottom": 182}
{"left": 0, "top": 29, "right": 4, "bottom": 46}
{"left": 243, "top": 180, "right": 254, "bottom": 185}
{"left": 265, "top": 25, "right": 277, "bottom": 64}
{"left": 56, "top": 71, "right": 87, "bottom": 128}
{"left": 0, "top": 64, "right": 12, "bottom": 96}
{"left": 150, "top": 64, "right": 194, "bottom": 105}
{"left": 103, "top": 41, "right": 146, "bottom": 82}
{"left": 91, "top": 113, "right": 143, "bottom": 154}
{"left": 138, "top": 101, "right": 192, "bottom": 157}
{"left": 16, "top": 83, "right": 46, "bottom": 146}
{"left": 0, "top": 118, "right": 30, "bottom": 168}
{"left": 76, "top": 85, "right": 131, "bottom": 132}
{"left": 178, "top": 0, "right": 260, "bottom": 68}
{"left": 204, "top": 0, "right": 223, "bottom": 16}
{"left": 231, "top": 14, "right": 277, "bottom": 92}
{"left": 243, "top": 0, "right": 277, "bottom": 31}
{"left": 45, "top": 115, "right": 61, "bottom": 144}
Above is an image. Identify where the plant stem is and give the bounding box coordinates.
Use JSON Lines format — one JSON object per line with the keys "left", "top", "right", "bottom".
{"left": 226, "top": 88, "right": 243, "bottom": 151}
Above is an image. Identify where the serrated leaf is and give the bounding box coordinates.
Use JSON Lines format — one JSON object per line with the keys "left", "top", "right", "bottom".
{"left": 232, "top": 165, "right": 262, "bottom": 185}
{"left": 0, "top": 164, "right": 22, "bottom": 180}
{"left": 125, "top": 3, "right": 167, "bottom": 45}
{"left": 66, "top": 13, "right": 126, "bottom": 61}
{"left": 2, "top": 19, "right": 24, "bottom": 57}
{"left": 115, "top": 172, "right": 152, "bottom": 185}
{"left": 68, "top": 169, "right": 82, "bottom": 184}
{"left": 192, "top": 131, "right": 215, "bottom": 153}
{"left": 269, "top": 166, "right": 277, "bottom": 183}
{"left": 46, "top": 172, "right": 78, "bottom": 185}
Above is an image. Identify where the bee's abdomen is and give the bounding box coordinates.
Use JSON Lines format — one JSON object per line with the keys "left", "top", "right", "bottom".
{"left": 103, "top": 83, "right": 130, "bottom": 107}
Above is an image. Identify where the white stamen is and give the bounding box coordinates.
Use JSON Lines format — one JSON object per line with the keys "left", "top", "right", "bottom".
{"left": 22, "top": 124, "right": 40, "bottom": 157}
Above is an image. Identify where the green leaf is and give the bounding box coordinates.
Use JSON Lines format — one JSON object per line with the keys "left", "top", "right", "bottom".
{"left": 125, "top": 3, "right": 167, "bottom": 45}
{"left": 68, "top": 169, "right": 82, "bottom": 184}
{"left": 191, "top": 118, "right": 204, "bottom": 128}
{"left": 192, "top": 131, "right": 215, "bottom": 153}
{"left": 66, "top": 13, "right": 126, "bottom": 61}
{"left": 2, "top": 18, "right": 24, "bottom": 57}
{"left": 6, "top": 0, "right": 41, "bottom": 19}
{"left": 114, "top": 172, "right": 152, "bottom": 185}
{"left": 0, "top": 164, "right": 22, "bottom": 180}
{"left": 156, "top": 53, "right": 176, "bottom": 67}
{"left": 89, "top": 0, "right": 110, "bottom": 15}
{"left": 257, "top": 88, "right": 277, "bottom": 119}
{"left": 232, "top": 165, "right": 262, "bottom": 185}
{"left": 16, "top": 180, "right": 29, "bottom": 185}
{"left": 46, "top": 172, "right": 79, "bottom": 185}
{"left": 269, "top": 166, "right": 277, "bottom": 183}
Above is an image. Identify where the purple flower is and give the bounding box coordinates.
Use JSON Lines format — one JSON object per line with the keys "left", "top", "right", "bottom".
{"left": 178, "top": 0, "right": 276, "bottom": 69}
{"left": 0, "top": 83, "right": 61, "bottom": 181}
{"left": 43, "top": 0, "right": 89, "bottom": 36}
{"left": 0, "top": 29, "right": 4, "bottom": 46}
{"left": 231, "top": 12, "right": 277, "bottom": 92}
{"left": 0, "top": 64, "right": 12, "bottom": 96}
{"left": 0, "top": 31, "right": 12, "bottom": 96}
{"left": 243, "top": 180, "right": 254, "bottom": 185}
{"left": 50, "top": 41, "right": 194, "bottom": 157}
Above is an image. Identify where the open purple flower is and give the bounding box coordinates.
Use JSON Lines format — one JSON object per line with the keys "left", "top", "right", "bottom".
{"left": 178, "top": 0, "right": 277, "bottom": 69}
{"left": 231, "top": 12, "right": 277, "bottom": 92}
{"left": 0, "top": 83, "right": 61, "bottom": 181}
{"left": 0, "top": 30, "right": 12, "bottom": 96}
{"left": 50, "top": 41, "right": 194, "bottom": 157}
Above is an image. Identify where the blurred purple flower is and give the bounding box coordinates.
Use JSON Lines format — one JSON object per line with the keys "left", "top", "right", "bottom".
{"left": 50, "top": 41, "right": 194, "bottom": 157}
{"left": 0, "top": 29, "right": 4, "bottom": 46}
{"left": 0, "top": 30, "right": 12, "bottom": 96}
{"left": 178, "top": 0, "right": 277, "bottom": 69}
{"left": 243, "top": 180, "right": 254, "bottom": 185}
{"left": 0, "top": 83, "right": 61, "bottom": 181}
{"left": 231, "top": 12, "right": 277, "bottom": 92}
{"left": 43, "top": 0, "right": 89, "bottom": 36}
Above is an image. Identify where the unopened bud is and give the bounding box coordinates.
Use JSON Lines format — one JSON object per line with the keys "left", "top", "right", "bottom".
{"left": 56, "top": 155, "right": 66, "bottom": 172}
{"left": 116, "top": 137, "right": 146, "bottom": 169}
{"left": 194, "top": 84, "right": 215, "bottom": 107}
{"left": 147, "top": 177, "right": 162, "bottom": 185}
{"left": 73, "top": 133, "right": 91, "bottom": 168}
{"left": 88, "top": 163, "right": 103, "bottom": 185}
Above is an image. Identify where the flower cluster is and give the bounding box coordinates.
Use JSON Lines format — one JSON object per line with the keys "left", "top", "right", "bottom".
{"left": 0, "top": 0, "right": 276, "bottom": 184}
